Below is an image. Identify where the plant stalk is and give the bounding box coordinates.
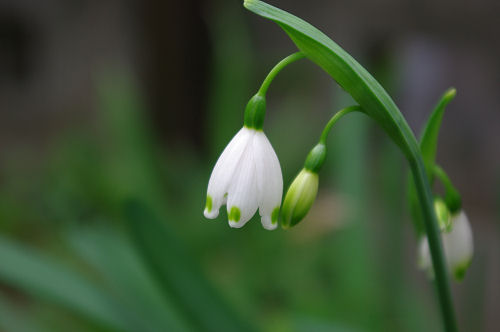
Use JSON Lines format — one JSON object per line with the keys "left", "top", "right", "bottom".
{"left": 257, "top": 52, "right": 305, "bottom": 95}
{"left": 409, "top": 154, "right": 458, "bottom": 332}
{"left": 319, "top": 105, "right": 362, "bottom": 144}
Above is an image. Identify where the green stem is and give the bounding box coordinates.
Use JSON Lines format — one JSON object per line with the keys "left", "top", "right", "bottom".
{"left": 433, "top": 165, "right": 462, "bottom": 213}
{"left": 257, "top": 52, "right": 306, "bottom": 96}
{"left": 319, "top": 105, "right": 362, "bottom": 144}
{"left": 409, "top": 154, "right": 458, "bottom": 332}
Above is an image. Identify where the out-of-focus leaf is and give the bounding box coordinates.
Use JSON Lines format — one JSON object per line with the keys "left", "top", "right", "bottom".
{"left": 328, "top": 104, "right": 381, "bottom": 329}
{"left": 124, "top": 199, "right": 254, "bottom": 332}
{"left": 66, "top": 225, "right": 191, "bottom": 332}
{"left": 293, "top": 316, "right": 367, "bottom": 332}
{"left": 408, "top": 88, "right": 456, "bottom": 234}
{"left": 96, "top": 71, "right": 171, "bottom": 217}
{"left": 206, "top": 0, "right": 255, "bottom": 157}
{"left": 0, "top": 295, "right": 47, "bottom": 332}
{"left": 0, "top": 235, "right": 127, "bottom": 331}
{"left": 419, "top": 88, "right": 456, "bottom": 181}
{"left": 244, "top": 0, "right": 420, "bottom": 159}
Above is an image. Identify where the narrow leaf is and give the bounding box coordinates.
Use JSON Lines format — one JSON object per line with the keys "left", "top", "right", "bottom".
{"left": 408, "top": 88, "right": 456, "bottom": 233}
{"left": 244, "top": 0, "right": 419, "bottom": 158}
{"left": 66, "top": 226, "right": 192, "bottom": 332}
{"left": 0, "top": 295, "right": 48, "bottom": 332}
{"left": 419, "top": 88, "right": 456, "bottom": 181}
{"left": 124, "top": 199, "right": 254, "bottom": 332}
{"left": 0, "top": 236, "right": 128, "bottom": 331}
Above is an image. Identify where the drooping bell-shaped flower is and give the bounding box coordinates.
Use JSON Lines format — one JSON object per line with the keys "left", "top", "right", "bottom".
{"left": 203, "top": 94, "right": 283, "bottom": 230}
{"left": 418, "top": 210, "right": 474, "bottom": 281}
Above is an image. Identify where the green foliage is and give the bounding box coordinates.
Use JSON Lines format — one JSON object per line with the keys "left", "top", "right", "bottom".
{"left": 124, "top": 200, "right": 254, "bottom": 332}
{"left": 419, "top": 88, "right": 457, "bottom": 181}
{"left": 408, "top": 88, "right": 457, "bottom": 234}
{"left": 0, "top": 1, "right": 477, "bottom": 331}
{"left": 243, "top": 1, "right": 457, "bottom": 331}
{"left": 0, "top": 235, "right": 129, "bottom": 331}
{"left": 244, "top": 0, "right": 420, "bottom": 159}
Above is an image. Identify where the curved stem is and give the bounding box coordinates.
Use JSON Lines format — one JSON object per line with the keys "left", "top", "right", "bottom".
{"left": 319, "top": 105, "right": 362, "bottom": 144}
{"left": 257, "top": 52, "right": 306, "bottom": 95}
{"left": 433, "top": 165, "right": 462, "bottom": 213}
{"left": 433, "top": 165, "right": 453, "bottom": 190}
{"left": 410, "top": 154, "right": 458, "bottom": 332}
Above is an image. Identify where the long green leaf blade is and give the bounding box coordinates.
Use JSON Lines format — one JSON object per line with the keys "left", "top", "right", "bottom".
{"left": 0, "top": 296, "right": 49, "bottom": 332}
{"left": 124, "top": 199, "right": 254, "bottom": 332}
{"left": 244, "top": 0, "right": 418, "bottom": 158}
{"left": 419, "top": 88, "right": 456, "bottom": 180}
{"left": 408, "top": 88, "right": 456, "bottom": 234}
{"left": 66, "top": 226, "right": 192, "bottom": 332}
{"left": 0, "top": 236, "right": 128, "bottom": 331}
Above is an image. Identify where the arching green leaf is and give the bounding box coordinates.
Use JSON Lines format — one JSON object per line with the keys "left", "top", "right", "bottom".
{"left": 408, "top": 88, "right": 457, "bottom": 233}
{"left": 0, "top": 236, "right": 128, "bottom": 331}
{"left": 124, "top": 199, "right": 255, "bottom": 332}
{"left": 244, "top": 0, "right": 419, "bottom": 159}
{"left": 419, "top": 88, "right": 456, "bottom": 181}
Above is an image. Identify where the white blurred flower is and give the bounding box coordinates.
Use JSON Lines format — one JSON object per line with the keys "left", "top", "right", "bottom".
{"left": 418, "top": 210, "right": 473, "bottom": 280}
{"left": 203, "top": 127, "right": 283, "bottom": 230}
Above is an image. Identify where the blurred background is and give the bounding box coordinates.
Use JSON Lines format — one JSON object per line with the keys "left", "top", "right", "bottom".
{"left": 0, "top": 0, "right": 498, "bottom": 331}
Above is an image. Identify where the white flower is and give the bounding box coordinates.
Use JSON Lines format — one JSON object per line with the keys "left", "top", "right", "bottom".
{"left": 418, "top": 210, "right": 473, "bottom": 280}
{"left": 203, "top": 126, "right": 283, "bottom": 230}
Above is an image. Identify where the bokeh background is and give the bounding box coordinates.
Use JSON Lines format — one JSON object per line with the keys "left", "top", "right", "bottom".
{"left": 0, "top": 0, "right": 498, "bottom": 331}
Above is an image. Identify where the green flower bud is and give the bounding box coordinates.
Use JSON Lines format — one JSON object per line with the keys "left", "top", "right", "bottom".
{"left": 434, "top": 197, "right": 451, "bottom": 232}
{"left": 243, "top": 93, "right": 266, "bottom": 130}
{"left": 281, "top": 169, "right": 319, "bottom": 228}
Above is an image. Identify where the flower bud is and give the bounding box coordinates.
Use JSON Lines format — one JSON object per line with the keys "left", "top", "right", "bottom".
{"left": 281, "top": 169, "right": 319, "bottom": 228}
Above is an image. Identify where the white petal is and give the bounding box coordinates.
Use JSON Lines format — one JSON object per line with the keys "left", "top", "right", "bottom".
{"left": 442, "top": 210, "right": 473, "bottom": 274}
{"left": 204, "top": 127, "right": 252, "bottom": 219}
{"left": 418, "top": 237, "right": 432, "bottom": 270}
{"left": 253, "top": 131, "right": 283, "bottom": 230}
{"left": 226, "top": 135, "right": 259, "bottom": 228}
{"left": 417, "top": 210, "right": 473, "bottom": 280}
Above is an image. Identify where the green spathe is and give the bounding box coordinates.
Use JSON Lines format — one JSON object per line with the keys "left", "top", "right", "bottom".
{"left": 243, "top": 94, "right": 266, "bottom": 130}
{"left": 281, "top": 169, "right": 319, "bottom": 228}
{"left": 304, "top": 143, "right": 326, "bottom": 173}
{"left": 434, "top": 197, "right": 451, "bottom": 232}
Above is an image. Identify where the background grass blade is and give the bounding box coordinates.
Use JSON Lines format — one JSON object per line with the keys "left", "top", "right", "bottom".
{"left": 66, "top": 225, "right": 192, "bottom": 332}
{"left": 124, "top": 199, "right": 255, "bottom": 332}
{"left": 0, "top": 236, "right": 128, "bottom": 331}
